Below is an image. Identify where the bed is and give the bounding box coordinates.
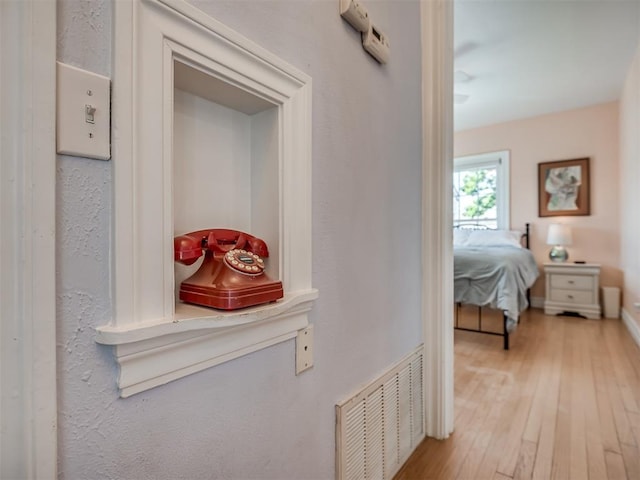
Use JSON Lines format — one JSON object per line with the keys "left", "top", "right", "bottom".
{"left": 453, "top": 223, "right": 539, "bottom": 349}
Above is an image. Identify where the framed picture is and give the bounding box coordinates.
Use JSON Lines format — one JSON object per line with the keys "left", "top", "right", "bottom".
{"left": 538, "top": 157, "right": 590, "bottom": 217}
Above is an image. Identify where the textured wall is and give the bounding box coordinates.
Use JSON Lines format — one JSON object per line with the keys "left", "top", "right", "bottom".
{"left": 56, "top": 1, "right": 423, "bottom": 478}
{"left": 455, "top": 102, "right": 622, "bottom": 299}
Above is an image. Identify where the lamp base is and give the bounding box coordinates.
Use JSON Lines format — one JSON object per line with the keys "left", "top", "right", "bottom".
{"left": 549, "top": 246, "right": 569, "bottom": 262}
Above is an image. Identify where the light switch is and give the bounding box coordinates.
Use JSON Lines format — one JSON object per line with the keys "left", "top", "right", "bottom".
{"left": 57, "top": 62, "right": 111, "bottom": 160}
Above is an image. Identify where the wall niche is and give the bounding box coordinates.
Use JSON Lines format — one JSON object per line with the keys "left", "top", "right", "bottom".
{"left": 95, "top": 0, "right": 317, "bottom": 398}
{"left": 173, "top": 60, "right": 281, "bottom": 304}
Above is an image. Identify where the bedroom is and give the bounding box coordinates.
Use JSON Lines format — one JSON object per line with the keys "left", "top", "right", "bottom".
{"left": 397, "top": 1, "right": 640, "bottom": 478}
{"left": 396, "top": 1, "right": 640, "bottom": 480}
{"left": 451, "top": 0, "right": 639, "bottom": 343}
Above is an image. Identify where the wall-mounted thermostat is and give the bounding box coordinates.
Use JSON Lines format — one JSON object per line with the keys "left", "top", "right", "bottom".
{"left": 362, "top": 24, "right": 390, "bottom": 64}
{"left": 339, "top": 0, "right": 370, "bottom": 32}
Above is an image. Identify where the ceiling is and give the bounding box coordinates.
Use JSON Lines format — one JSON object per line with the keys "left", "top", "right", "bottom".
{"left": 454, "top": 0, "right": 640, "bottom": 132}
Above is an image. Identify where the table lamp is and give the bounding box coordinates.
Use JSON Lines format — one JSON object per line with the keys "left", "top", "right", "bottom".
{"left": 547, "top": 223, "right": 572, "bottom": 262}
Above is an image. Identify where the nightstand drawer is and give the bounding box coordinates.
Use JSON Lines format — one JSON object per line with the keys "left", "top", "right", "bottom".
{"left": 550, "top": 274, "right": 593, "bottom": 291}
{"left": 550, "top": 289, "right": 594, "bottom": 305}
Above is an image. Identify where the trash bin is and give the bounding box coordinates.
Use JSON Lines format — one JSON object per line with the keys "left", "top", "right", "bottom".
{"left": 601, "top": 287, "right": 620, "bottom": 318}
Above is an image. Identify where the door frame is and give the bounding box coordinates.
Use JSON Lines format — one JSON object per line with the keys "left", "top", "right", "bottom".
{"left": 0, "top": 0, "right": 57, "bottom": 476}
{"left": 421, "top": 0, "right": 455, "bottom": 439}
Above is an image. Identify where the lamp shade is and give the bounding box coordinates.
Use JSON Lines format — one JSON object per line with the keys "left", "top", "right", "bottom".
{"left": 547, "top": 223, "right": 572, "bottom": 246}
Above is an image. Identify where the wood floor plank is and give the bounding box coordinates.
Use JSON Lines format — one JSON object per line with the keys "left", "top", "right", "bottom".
{"left": 394, "top": 310, "right": 640, "bottom": 480}
{"left": 604, "top": 450, "right": 628, "bottom": 480}
{"left": 581, "top": 322, "right": 609, "bottom": 480}
{"left": 475, "top": 322, "right": 543, "bottom": 479}
{"left": 604, "top": 321, "right": 640, "bottom": 417}
{"left": 513, "top": 439, "right": 537, "bottom": 480}
{"left": 600, "top": 325, "right": 638, "bottom": 447}
{"left": 435, "top": 359, "right": 506, "bottom": 479}
{"left": 620, "top": 442, "right": 640, "bottom": 480}
{"left": 456, "top": 335, "right": 532, "bottom": 480}
{"left": 522, "top": 316, "right": 563, "bottom": 446}
{"left": 550, "top": 320, "right": 573, "bottom": 480}
{"left": 568, "top": 325, "right": 588, "bottom": 480}
{"left": 393, "top": 437, "right": 448, "bottom": 480}
{"left": 531, "top": 319, "right": 564, "bottom": 480}
{"left": 402, "top": 352, "right": 500, "bottom": 479}
{"left": 493, "top": 330, "right": 545, "bottom": 477}
{"left": 493, "top": 472, "right": 512, "bottom": 480}
{"left": 592, "top": 321, "right": 625, "bottom": 455}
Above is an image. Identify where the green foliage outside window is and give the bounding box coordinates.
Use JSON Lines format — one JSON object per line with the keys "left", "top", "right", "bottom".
{"left": 458, "top": 169, "right": 496, "bottom": 219}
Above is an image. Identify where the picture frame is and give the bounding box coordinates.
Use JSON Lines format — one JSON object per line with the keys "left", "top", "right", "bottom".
{"left": 538, "top": 157, "right": 590, "bottom": 217}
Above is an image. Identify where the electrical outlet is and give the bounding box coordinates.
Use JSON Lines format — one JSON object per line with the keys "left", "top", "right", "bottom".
{"left": 296, "top": 325, "right": 314, "bottom": 374}
{"left": 634, "top": 302, "right": 640, "bottom": 311}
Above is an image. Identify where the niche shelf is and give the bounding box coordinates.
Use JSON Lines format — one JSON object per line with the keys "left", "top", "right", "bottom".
{"left": 96, "top": 0, "right": 317, "bottom": 398}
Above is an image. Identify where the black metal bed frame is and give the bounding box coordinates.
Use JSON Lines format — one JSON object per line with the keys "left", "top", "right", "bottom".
{"left": 454, "top": 223, "right": 531, "bottom": 350}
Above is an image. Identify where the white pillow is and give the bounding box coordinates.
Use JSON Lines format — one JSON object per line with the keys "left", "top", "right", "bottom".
{"left": 465, "top": 229, "right": 522, "bottom": 248}
{"left": 453, "top": 229, "right": 471, "bottom": 246}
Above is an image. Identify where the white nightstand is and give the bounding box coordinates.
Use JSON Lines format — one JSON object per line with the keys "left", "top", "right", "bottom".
{"left": 544, "top": 263, "right": 601, "bottom": 319}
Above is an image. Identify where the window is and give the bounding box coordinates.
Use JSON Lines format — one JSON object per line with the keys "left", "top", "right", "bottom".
{"left": 453, "top": 151, "right": 509, "bottom": 229}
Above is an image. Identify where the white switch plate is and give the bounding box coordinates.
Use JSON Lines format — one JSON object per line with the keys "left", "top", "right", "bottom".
{"left": 634, "top": 302, "right": 640, "bottom": 311}
{"left": 296, "top": 325, "right": 314, "bottom": 375}
{"left": 56, "top": 62, "right": 111, "bottom": 160}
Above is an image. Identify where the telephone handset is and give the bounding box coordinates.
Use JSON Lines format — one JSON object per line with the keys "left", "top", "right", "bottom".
{"left": 174, "top": 229, "right": 283, "bottom": 310}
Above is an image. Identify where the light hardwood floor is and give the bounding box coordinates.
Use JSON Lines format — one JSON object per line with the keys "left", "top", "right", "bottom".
{"left": 395, "top": 308, "right": 640, "bottom": 480}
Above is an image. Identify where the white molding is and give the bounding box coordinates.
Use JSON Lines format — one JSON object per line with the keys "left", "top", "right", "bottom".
{"left": 101, "top": 0, "right": 316, "bottom": 396}
{"left": 621, "top": 308, "right": 640, "bottom": 348}
{"left": 0, "top": 0, "right": 57, "bottom": 477}
{"left": 421, "top": 0, "right": 455, "bottom": 440}
{"left": 116, "top": 298, "right": 314, "bottom": 397}
{"left": 96, "top": 290, "right": 317, "bottom": 345}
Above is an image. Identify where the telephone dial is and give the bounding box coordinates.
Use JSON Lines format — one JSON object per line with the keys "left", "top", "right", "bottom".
{"left": 174, "top": 229, "right": 283, "bottom": 310}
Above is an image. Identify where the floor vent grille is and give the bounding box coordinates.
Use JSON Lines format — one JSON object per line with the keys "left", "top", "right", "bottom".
{"left": 336, "top": 346, "right": 424, "bottom": 480}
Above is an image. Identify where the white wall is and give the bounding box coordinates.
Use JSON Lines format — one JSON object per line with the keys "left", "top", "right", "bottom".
{"left": 56, "top": 1, "right": 423, "bottom": 478}
{"left": 619, "top": 42, "right": 640, "bottom": 332}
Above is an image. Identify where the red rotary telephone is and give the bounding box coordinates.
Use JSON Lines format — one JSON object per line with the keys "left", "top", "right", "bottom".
{"left": 174, "top": 229, "right": 283, "bottom": 310}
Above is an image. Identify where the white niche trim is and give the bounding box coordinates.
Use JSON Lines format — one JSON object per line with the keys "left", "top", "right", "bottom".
{"left": 97, "top": 0, "right": 317, "bottom": 397}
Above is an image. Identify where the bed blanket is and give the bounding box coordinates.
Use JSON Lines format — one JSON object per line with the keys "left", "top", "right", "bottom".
{"left": 454, "top": 246, "right": 539, "bottom": 331}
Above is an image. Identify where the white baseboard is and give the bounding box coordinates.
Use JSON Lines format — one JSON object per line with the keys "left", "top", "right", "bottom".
{"left": 530, "top": 296, "right": 544, "bottom": 309}
{"left": 621, "top": 308, "right": 640, "bottom": 349}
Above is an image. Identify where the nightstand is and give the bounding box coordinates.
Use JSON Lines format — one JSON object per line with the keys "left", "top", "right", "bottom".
{"left": 544, "top": 263, "right": 601, "bottom": 319}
